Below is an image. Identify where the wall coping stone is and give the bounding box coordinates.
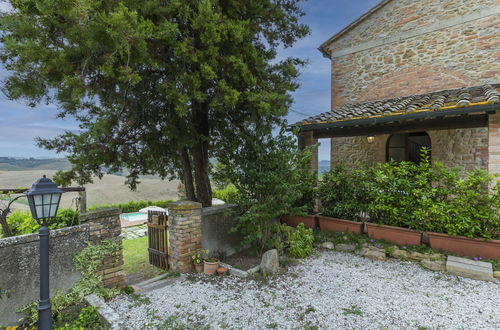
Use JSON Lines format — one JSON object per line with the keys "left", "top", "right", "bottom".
{"left": 0, "top": 224, "right": 89, "bottom": 248}
{"left": 80, "top": 208, "right": 121, "bottom": 223}
{"left": 168, "top": 200, "right": 202, "bottom": 210}
{"left": 201, "top": 204, "right": 237, "bottom": 217}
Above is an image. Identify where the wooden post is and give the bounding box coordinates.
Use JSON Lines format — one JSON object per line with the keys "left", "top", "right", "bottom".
{"left": 298, "top": 131, "right": 319, "bottom": 173}
{"left": 78, "top": 190, "right": 87, "bottom": 214}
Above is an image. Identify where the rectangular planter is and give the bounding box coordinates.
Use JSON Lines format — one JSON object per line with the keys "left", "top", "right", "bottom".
{"left": 427, "top": 232, "right": 500, "bottom": 259}
{"left": 280, "top": 214, "right": 317, "bottom": 229}
{"left": 317, "top": 216, "right": 364, "bottom": 234}
{"left": 366, "top": 223, "right": 422, "bottom": 246}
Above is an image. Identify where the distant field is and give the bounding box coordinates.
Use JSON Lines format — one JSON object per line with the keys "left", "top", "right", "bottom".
{"left": 0, "top": 170, "right": 180, "bottom": 212}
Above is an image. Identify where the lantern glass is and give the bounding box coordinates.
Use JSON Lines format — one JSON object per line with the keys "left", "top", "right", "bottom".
{"left": 24, "top": 175, "right": 64, "bottom": 221}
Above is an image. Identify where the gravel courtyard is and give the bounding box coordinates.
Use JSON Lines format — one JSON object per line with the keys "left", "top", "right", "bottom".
{"left": 109, "top": 250, "right": 500, "bottom": 329}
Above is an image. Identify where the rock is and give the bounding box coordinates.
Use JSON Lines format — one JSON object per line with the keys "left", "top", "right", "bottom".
{"left": 85, "top": 294, "right": 123, "bottom": 330}
{"left": 421, "top": 259, "right": 446, "bottom": 272}
{"left": 446, "top": 256, "right": 493, "bottom": 281}
{"left": 260, "top": 249, "right": 279, "bottom": 274}
{"left": 248, "top": 265, "right": 261, "bottom": 274}
{"left": 493, "top": 271, "right": 500, "bottom": 278}
{"left": 408, "top": 251, "right": 426, "bottom": 261}
{"left": 321, "top": 242, "right": 335, "bottom": 249}
{"left": 390, "top": 248, "right": 409, "bottom": 259}
{"left": 360, "top": 247, "right": 386, "bottom": 261}
{"left": 336, "top": 244, "right": 356, "bottom": 252}
{"left": 426, "top": 253, "right": 445, "bottom": 261}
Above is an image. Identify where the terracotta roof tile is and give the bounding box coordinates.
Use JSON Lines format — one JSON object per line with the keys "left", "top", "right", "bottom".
{"left": 294, "top": 84, "right": 500, "bottom": 127}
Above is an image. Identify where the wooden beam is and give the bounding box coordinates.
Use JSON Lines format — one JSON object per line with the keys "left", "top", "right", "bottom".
{"left": 313, "top": 114, "right": 488, "bottom": 139}
{"left": 0, "top": 186, "right": 86, "bottom": 194}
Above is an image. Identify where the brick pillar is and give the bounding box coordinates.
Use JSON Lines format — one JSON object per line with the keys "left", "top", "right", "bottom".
{"left": 168, "top": 201, "right": 202, "bottom": 273}
{"left": 80, "top": 208, "right": 124, "bottom": 287}
{"left": 489, "top": 112, "right": 500, "bottom": 186}
{"left": 298, "top": 130, "right": 318, "bottom": 173}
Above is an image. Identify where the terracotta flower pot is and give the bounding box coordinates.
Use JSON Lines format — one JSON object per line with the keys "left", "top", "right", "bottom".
{"left": 280, "top": 214, "right": 317, "bottom": 229}
{"left": 317, "top": 215, "right": 364, "bottom": 234}
{"left": 427, "top": 232, "right": 500, "bottom": 259}
{"left": 203, "top": 259, "right": 220, "bottom": 275}
{"left": 366, "top": 223, "right": 422, "bottom": 246}
{"left": 194, "top": 262, "right": 204, "bottom": 273}
{"left": 217, "top": 267, "right": 229, "bottom": 276}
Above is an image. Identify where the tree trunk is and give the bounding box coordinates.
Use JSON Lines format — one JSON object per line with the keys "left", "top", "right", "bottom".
{"left": 0, "top": 212, "right": 13, "bottom": 237}
{"left": 192, "top": 141, "right": 212, "bottom": 207}
{"left": 179, "top": 147, "right": 196, "bottom": 201}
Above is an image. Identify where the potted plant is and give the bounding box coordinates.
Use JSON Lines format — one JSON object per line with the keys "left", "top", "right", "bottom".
{"left": 191, "top": 249, "right": 208, "bottom": 273}
{"left": 203, "top": 256, "right": 220, "bottom": 275}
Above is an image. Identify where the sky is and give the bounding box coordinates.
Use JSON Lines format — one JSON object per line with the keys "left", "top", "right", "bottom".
{"left": 0, "top": 0, "right": 381, "bottom": 160}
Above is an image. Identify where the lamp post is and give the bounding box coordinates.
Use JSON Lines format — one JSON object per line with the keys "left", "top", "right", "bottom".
{"left": 24, "top": 175, "right": 64, "bottom": 330}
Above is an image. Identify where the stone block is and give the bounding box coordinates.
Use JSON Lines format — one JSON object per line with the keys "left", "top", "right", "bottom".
{"left": 493, "top": 271, "right": 500, "bottom": 278}
{"left": 391, "top": 248, "right": 409, "bottom": 259}
{"left": 446, "top": 256, "right": 493, "bottom": 281}
{"left": 260, "top": 249, "right": 279, "bottom": 274}
{"left": 360, "top": 247, "right": 386, "bottom": 261}
{"left": 321, "top": 242, "right": 335, "bottom": 249}
{"left": 421, "top": 259, "right": 446, "bottom": 272}
{"left": 336, "top": 243, "right": 356, "bottom": 252}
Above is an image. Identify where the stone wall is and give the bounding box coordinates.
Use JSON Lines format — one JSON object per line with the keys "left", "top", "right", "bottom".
{"left": 0, "top": 225, "right": 89, "bottom": 326}
{"left": 489, "top": 112, "right": 500, "bottom": 184}
{"left": 201, "top": 205, "right": 242, "bottom": 258}
{"left": 325, "top": 0, "right": 499, "bottom": 107}
{"left": 0, "top": 208, "right": 124, "bottom": 326}
{"left": 80, "top": 208, "right": 124, "bottom": 287}
{"left": 331, "top": 127, "right": 489, "bottom": 171}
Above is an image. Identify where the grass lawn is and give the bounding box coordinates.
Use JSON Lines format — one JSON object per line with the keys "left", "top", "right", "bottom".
{"left": 123, "top": 236, "right": 166, "bottom": 283}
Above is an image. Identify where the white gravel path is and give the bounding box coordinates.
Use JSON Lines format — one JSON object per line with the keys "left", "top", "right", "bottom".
{"left": 109, "top": 250, "right": 500, "bottom": 329}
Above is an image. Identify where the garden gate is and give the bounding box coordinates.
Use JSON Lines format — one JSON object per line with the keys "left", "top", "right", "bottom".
{"left": 147, "top": 210, "right": 169, "bottom": 270}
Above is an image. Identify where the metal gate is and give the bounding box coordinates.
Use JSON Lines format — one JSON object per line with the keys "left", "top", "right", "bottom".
{"left": 147, "top": 210, "right": 169, "bottom": 270}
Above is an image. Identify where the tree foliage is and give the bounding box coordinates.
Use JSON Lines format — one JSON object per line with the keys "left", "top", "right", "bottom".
{"left": 214, "top": 127, "right": 316, "bottom": 255}
{"left": 0, "top": 0, "right": 309, "bottom": 206}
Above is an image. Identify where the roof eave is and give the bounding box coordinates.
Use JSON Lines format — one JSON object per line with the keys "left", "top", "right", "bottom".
{"left": 297, "top": 103, "right": 500, "bottom": 132}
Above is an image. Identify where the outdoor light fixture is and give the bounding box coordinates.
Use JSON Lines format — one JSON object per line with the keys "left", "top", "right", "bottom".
{"left": 367, "top": 136, "right": 375, "bottom": 144}
{"left": 24, "top": 175, "right": 64, "bottom": 330}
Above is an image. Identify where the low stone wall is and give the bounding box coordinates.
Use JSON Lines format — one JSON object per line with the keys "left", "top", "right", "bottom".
{"left": 80, "top": 208, "right": 124, "bottom": 287}
{"left": 0, "top": 208, "right": 124, "bottom": 326}
{"left": 0, "top": 225, "right": 89, "bottom": 326}
{"left": 201, "top": 205, "right": 242, "bottom": 258}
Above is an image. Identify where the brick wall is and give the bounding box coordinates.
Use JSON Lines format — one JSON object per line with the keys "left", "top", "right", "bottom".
{"left": 325, "top": 0, "right": 499, "bottom": 108}
{"left": 80, "top": 208, "right": 124, "bottom": 287}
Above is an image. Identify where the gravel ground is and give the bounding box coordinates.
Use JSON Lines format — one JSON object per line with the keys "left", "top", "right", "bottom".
{"left": 109, "top": 250, "right": 500, "bottom": 329}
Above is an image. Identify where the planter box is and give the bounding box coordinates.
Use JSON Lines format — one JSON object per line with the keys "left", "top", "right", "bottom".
{"left": 427, "top": 232, "right": 500, "bottom": 259}
{"left": 366, "top": 223, "right": 422, "bottom": 246}
{"left": 317, "top": 216, "right": 363, "bottom": 234}
{"left": 280, "top": 214, "right": 317, "bottom": 229}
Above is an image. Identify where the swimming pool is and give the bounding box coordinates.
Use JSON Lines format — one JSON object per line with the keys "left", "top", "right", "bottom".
{"left": 120, "top": 212, "right": 148, "bottom": 222}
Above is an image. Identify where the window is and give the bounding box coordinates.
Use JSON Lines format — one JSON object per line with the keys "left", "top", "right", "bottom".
{"left": 387, "top": 132, "right": 431, "bottom": 163}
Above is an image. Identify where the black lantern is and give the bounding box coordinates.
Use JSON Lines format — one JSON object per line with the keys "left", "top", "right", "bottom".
{"left": 25, "top": 175, "right": 64, "bottom": 224}
{"left": 24, "top": 175, "right": 64, "bottom": 330}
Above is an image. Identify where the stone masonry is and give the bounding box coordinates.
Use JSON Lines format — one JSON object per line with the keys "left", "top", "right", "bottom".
{"left": 168, "top": 201, "right": 202, "bottom": 273}
{"left": 80, "top": 208, "right": 125, "bottom": 287}
{"left": 324, "top": 0, "right": 499, "bottom": 108}
{"left": 331, "top": 127, "right": 490, "bottom": 171}
{"left": 322, "top": 0, "right": 499, "bottom": 171}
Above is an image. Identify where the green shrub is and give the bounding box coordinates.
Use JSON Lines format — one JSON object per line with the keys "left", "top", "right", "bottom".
{"left": 214, "top": 129, "right": 316, "bottom": 255}
{"left": 318, "top": 163, "right": 370, "bottom": 220}
{"left": 212, "top": 184, "right": 239, "bottom": 204}
{"left": 269, "top": 223, "right": 313, "bottom": 259}
{"left": 289, "top": 223, "right": 314, "bottom": 259}
{"left": 88, "top": 199, "right": 173, "bottom": 213}
{"left": 4, "top": 208, "right": 80, "bottom": 236}
{"left": 55, "top": 306, "right": 102, "bottom": 329}
{"left": 318, "top": 149, "right": 500, "bottom": 239}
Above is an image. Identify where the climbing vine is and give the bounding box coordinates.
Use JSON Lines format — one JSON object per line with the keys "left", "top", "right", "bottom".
{"left": 20, "top": 239, "right": 120, "bottom": 326}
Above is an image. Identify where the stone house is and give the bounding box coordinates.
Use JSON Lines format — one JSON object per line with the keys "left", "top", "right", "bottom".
{"left": 294, "top": 0, "right": 500, "bottom": 178}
